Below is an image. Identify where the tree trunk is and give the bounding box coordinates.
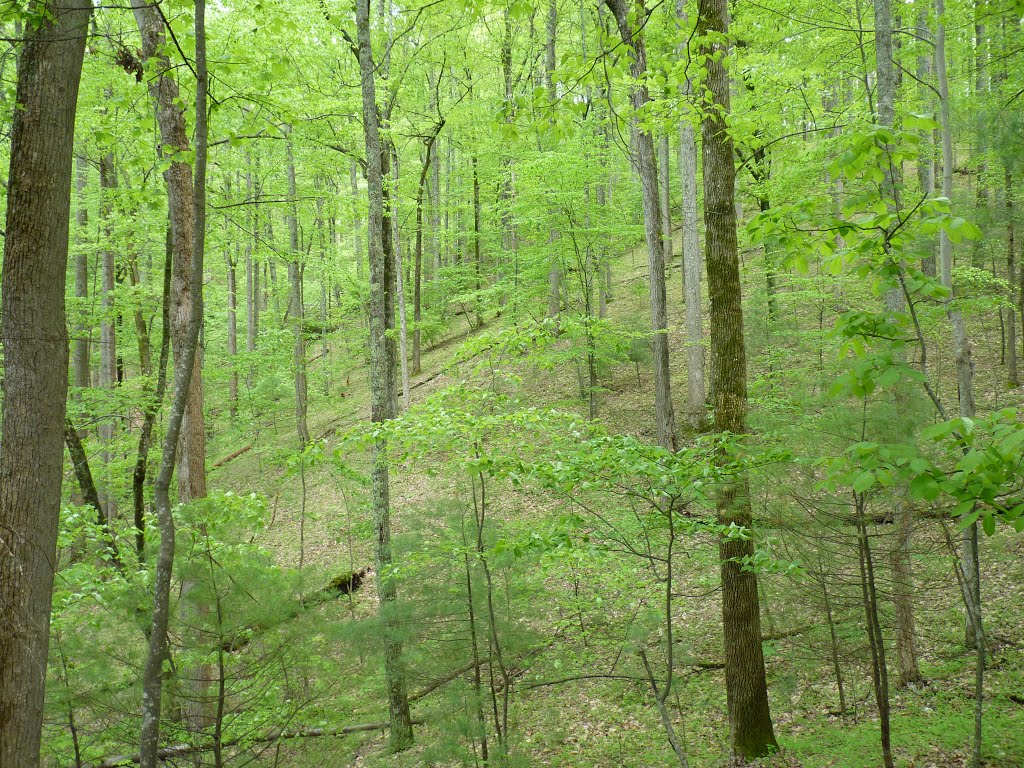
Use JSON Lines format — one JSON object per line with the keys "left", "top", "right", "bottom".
{"left": 132, "top": 4, "right": 210, "bottom": 763}
{"left": 916, "top": 4, "right": 937, "bottom": 277}
{"left": 393, "top": 150, "right": 412, "bottom": 410}
{"left": 659, "top": 132, "right": 673, "bottom": 265}
{"left": 697, "top": 0, "right": 778, "bottom": 758}
{"left": 287, "top": 139, "right": 310, "bottom": 445}
{"left": 0, "top": 4, "right": 91, "bottom": 763}
{"left": 355, "top": 0, "right": 414, "bottom": 749}
{"left": 874, "top": 0, "right": 904, "bottom": 317}
{"left": 132, "top": 0, "right": 207, "bottom": 506}
{"left": 74, "top": 154, "right": 92, "bottom": 390}
{"left": 226, "top": 239, "right": 239, "bottom": 418}
{"left": 545, "top": 0, "right": 561, "bottom": 322}
{"left": 1007, "top": 168, "right": 1018, "bottom": 386}
{"left": 352, "top": 159, "right": 365, "bottom": 280}
{"left": 245, "top": 153, "right": 258, "bottom": 385}
{"left": 604, "top": 0, "right": 677, "bottom": 451}
{"left": 99, "top": 151, "right": 119, "bottom": 521}
{"left": 132, "top": 222, "right": 174, "bottom": 561}
{"left": 675, "top": 0, "right": 706, "bottom": 430}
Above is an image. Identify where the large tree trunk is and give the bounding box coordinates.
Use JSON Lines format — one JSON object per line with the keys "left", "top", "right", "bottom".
{"left": 697, "top": 0, "right": 778, "bottom": 759}
{"left": 0, "top": 3, "right": 91, "bottom": 764}
{"left": 604, "top": 0, "right": 677, "bottom": 451}
{"left": 355, "top": 0, "right": 414, "bottom": 749}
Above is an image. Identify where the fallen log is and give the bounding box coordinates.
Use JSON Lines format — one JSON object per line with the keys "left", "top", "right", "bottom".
{"left": 212, "top": 443, "right": 253, "bottom": 469}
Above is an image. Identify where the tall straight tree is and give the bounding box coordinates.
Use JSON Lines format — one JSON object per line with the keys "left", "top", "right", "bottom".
{"left": 0, "top": 1, "right": 92, "bottom": 764}
{"left": 286, "top": 137, "right": 310, "bottom": 445}
{"left": 676, "top": 0, "right": 706, "bottom": 430}
{"left": 604, "top": 0, "right": 677, "bottom": 451}
{"left": 697, "top": 0, "right": 778, "bottom": 758}
{"left": 355, "top": 0, "right": 415, "bottom": 749}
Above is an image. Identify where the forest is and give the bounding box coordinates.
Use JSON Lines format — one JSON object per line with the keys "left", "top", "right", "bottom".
{"left": 0, "top": 0, "right": 1023, "bottom": 765}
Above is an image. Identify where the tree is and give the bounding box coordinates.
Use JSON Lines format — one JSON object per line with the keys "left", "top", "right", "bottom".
{"left": 604, "top": 0, "right": 677, "bottom": 451}
{"left": 697, "top": 0, "right": 778, "bottom": 758}
{"left": 355, "top": 0, "right": 415, "bottom": 749}
{"left": 0, "top": 2, "right": 92, "bottom": 764}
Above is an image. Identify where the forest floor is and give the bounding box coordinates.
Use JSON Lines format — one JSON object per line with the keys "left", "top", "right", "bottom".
{"left": 208, "top": 229, "right": 1024, "bottom": 768}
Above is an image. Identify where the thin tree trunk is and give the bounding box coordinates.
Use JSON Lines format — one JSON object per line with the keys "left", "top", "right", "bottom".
{"left": 546, "top": 0, "right": 561, "bottom": 322}
{"left": 675, "top": 0, "right": 706, "bottom": 429}
{"left": 74, "top": 154, "right": 91, "bottom": 390}
{"left": 916, "top": 4, "right": 937, "bottom": 277}
{"left": 856, "top": 499, "right": 895, "bottom": 768}
{"left": 604, "top": 0, "right": 677, "bottom": 451}
{"left": 137, "top": 1, "right": 208, "bottom": 765}
{"left": 0, "top": 4, "right": 91, "bottom": 763}
{"left": 245, "top": 153, "right": 258, "bottom": 386}
{"left": 874, "top": 0, "right": 904, "bottom": 316}
{"left": 226, "top": 239, "right": 239, "bottom": 419}
{"left": 356, "top": 0, "right": 414, "bottom": 748}
{"left": 659, "top": 133, "right": 673, "bottom": 265}
{"left": 132, "top": 223, "right": 174, "bottom": 561}
{"left": 286, "top": 139, "right": 310, "bottom": 445}
{"left": 98, "top": 151, "right": 119, "bottom": 522}
{"left": 891, "top": 500, "right": 922, "bottom": 686}
{"left": 697, "top": 0, "right": 778, "bottom": 758}
{"left": 1007, "top": 168, "right": 1018, "bottom": 386}
{"left": 352, "top": 159, "right": 365, "bottom": 280}
{"left": 393, "top": 150, "right": 412, "bottom": 411}
{"left": 935, "top": 0, "right": 980, "bottom": 654}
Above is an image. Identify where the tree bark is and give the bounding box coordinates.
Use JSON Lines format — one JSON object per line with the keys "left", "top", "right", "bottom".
{"left": 697, "top": 0, "right": 778, "bottom": 758}
{"left": 132, "top": 0, "right": 207, "bottom": 505}
{"left": 604, "top": 0, "right": 677, "bottom": 451}
{"left": 0, "top": 3, "right": 91, "bottom": 763}
{"left": 73, "top": 154, "right": 92, "bottom": 390}
{"left": 675, "top": 0, "right": 706, "bottom": 430}
{"left": 1006, "top": 168, "right": 1018, "bottom": 386}
{"left": 356, "top": 0, "right": 414, "bottom": 749}
{"left": 286, "top": 138, "right": 310, "bottom": 445}
{"left": 659, "top": 132, "right": 673, "bottom": 265}
{"left": 545, "top": 0, "right": 562, "bottom": 321}
{"left": 99, "top": 151, "right": 118, "bottom": 521}
{"left": 245, "top": 153, "right": 258, "bottom": 384}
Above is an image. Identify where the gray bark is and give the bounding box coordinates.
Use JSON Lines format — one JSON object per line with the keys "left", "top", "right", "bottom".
{"left": 287, "top": 139, "right": 310, "bottom": 445}
{"left": 356, "top": 0, "right": 414, "bottom": 749}
{"left": 676, "top": 0, "right": 706, "bottom": 429}
{"left": 74, "top": 154, "right": 91, "bottom": 390}
{"left": 604, "top": 0, "right": 677, "bottom": 451}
